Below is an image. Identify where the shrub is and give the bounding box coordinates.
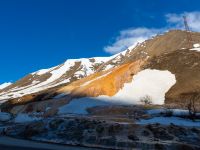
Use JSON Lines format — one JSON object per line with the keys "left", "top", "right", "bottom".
{"left": 140, "top": 95, "right": 153, "bottom": 105}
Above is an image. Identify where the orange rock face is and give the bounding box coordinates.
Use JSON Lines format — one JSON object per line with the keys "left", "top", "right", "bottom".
{"left": 58, "top": 59, "right": 146, "bottom": 98}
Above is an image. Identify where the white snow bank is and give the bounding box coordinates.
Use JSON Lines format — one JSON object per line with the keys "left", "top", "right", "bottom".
{"left": 0, "top": 82, "right": 12, "bottom": 90}
{"left": 0, "top": 112, "right": 11, "bottom": 122}
{"left": 14, "top": 114, "right": 42, "bottom": 123}
{"left": 100, "top": 69, "right": 176, "bottom": 105}
{"left": 137, "top": 117, "right": 200, "bottom": 127}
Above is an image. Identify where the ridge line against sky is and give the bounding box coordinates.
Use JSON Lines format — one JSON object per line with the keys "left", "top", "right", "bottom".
{"left": 104, "top": 11, "right": 200, "bottom": 54}
{"left": 1, "top": 0, "right": 200, "bottom": 83}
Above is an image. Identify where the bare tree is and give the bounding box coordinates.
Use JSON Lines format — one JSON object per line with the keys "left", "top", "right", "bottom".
{"left": 181, "top": 92, "right": 200, "bottom": 120}
{"left": 140, "top": 95, "right": 153, "bottom": 105}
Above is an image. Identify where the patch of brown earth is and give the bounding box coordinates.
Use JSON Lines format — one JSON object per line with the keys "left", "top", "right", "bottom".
{"left": 144, "top": 49, "right": 200, "bottom": 108}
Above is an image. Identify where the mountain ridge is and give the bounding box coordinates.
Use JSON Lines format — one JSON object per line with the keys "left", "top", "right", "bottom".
{"left": 1, "top": 29, "right": 200, "bottom": 115}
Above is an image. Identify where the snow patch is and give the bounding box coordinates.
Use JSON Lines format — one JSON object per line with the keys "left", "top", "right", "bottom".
{"left": 58, "top": 97, "right": 110, "bottom": 114}
{"left": 147, "top": 108, "right": 200, "bottom": 117}
{"left": 190, "top": 47, "right": 200, "bottom": 52}
{"left": 137, "top": 117, "right": 200, "bottom": 127}
{"left": 0, "top": 82, "right": 12, "bottom": 90}
{"left": 100, "top": 69, "right": 176, "bottom": 105}
{"left": 81, "top": 71, "right": 112, "bottom": 87}
{"left": 58, "top": 69, "right": 176, "bottom": 115}
{"left": 190, "top": 43, "right": 200, "bottom": 52}
{"left": 14, "top": 114, "right": 42, "bottom": 123}
{"left": 193, "top": 43, "right": 200, "bottom": 48}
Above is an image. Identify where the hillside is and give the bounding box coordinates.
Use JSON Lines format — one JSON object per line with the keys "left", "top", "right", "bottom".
{"left": 1, "top": 30, "right": 200, "bottom": 115}
{"left": 1, "top": 29, "right": 200, "bottom": 150}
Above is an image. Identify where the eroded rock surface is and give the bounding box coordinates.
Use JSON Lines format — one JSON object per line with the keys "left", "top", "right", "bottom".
{"left": 2, "top": 117, "right": 200, "bottom": 150}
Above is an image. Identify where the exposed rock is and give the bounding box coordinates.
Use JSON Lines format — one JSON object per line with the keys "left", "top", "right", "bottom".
{"left": 2, "top": 117, "right": 200, "bottom": 149}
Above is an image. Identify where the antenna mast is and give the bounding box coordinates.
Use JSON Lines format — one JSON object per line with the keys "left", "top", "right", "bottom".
{"left": 183, "top": 16, "right": 192, "bottom": 48}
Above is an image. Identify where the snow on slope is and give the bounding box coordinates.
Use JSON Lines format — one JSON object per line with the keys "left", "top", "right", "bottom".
{"left": 59, "top": 97, "right": 110, "bottom": 114}
{"left": 59, "top": 69, "right": 176, "bottom": 114}
{"left": 0, "top": 82, "right": 12, "bottom": 90}
{"left": 137, "top": 117, "right": 200, "bottom": 127}
{"left": 147, "top": 108, "right": 200, "bottom": 117}
{"left": 190, "top": 43, "right": 200, "bottom": 52}
{"left": 106, "top": 69, "right": 176, "bottom": 105}
{"left": 80, "top": 70, "right": 112, "bottom": 87}
{"left": 14, "top": 113, "right": 42, "bottom": 123}
{"left": 0, "top": 57, "right": 111, "bottom": 102}
{"left": 0, "top": 44, "right": 138, "bottom": 103}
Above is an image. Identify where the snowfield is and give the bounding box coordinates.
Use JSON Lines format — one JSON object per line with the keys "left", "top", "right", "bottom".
{"left": 107, "top": 69, "right": 176, "bottom": 105}
{"left": 59, "top": 69, "right": 176, "bottom": 114}
{"left": 0, "top": 82, "right": 12, "bottom": 90}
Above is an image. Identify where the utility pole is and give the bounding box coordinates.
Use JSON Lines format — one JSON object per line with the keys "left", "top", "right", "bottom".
{"left": 183, "top": 16, "right": 193, "bottom": 48}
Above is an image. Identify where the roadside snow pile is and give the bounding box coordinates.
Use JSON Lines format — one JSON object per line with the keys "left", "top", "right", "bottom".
{"left": 0, "top": 82, "right": 12, "bottom": 90}
{"left": 14, "top": 114, "right": 42, "bottom": 123}
{"left": 190, "top": 43, "right": 200, "bottom": 52}
{"left": 0, "top": 112, "right": 11, "bottom": 122}
{"left": 137, "top": 117, "right": 200, "bottom": 127}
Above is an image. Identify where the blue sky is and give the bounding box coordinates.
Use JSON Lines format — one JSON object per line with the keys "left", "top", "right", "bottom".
{"left": 1, "top": 0, "right": 200, "bottom": 83}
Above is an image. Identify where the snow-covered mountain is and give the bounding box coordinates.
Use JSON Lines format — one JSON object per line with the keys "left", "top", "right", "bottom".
{"left": 0, "top": 50, "right": 132, "bottom": 102}
{"left": 1, "top": 30, "right": 200, "bottom": 116}
{"left": 0, "top": 57, "right": 109, "bottom": 101}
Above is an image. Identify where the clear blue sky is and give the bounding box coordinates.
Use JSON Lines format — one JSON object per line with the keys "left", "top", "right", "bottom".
{"left": 0, "top": 0, "right": 200, "bottom": 83}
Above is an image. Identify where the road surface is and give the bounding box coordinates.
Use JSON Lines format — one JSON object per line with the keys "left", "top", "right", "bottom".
{"left": 0, "top": 136, "right": 102, "bottom": 150}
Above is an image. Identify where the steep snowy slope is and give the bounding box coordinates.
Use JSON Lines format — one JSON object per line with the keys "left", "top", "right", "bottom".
{"left": 0, "top": 82, "right": 12, "bottom": 90}
{"left": 0, "top": 48, "right": 135, "bottom": 102}
{"left": 0, "top": 57, "right": 111, "bottom": 101}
